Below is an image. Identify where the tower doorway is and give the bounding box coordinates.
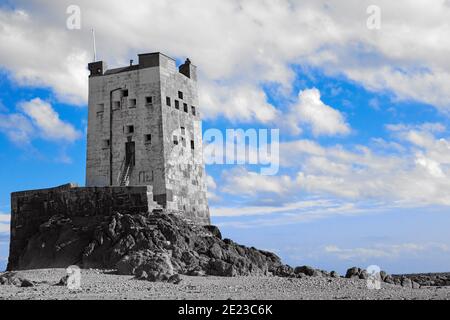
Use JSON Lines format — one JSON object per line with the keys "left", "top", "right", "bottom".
{"left": 125, "top": 141, "right": 135, "bottom": 167}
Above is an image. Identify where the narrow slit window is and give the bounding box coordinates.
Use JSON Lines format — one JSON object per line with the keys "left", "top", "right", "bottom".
{"left": 178, "top": 91, "right": 183, "bottom": 100}
{"left": 191, "top": 106, "right": 196, "bottom": 116}
{"left": 102, "top": 139, "right": 110, "bottom": 148}
{"left": 175, "top": 100, "right": 180, "bottom": 109}
{"left": 173, "top": 135, "right": 179, "bottom": 145}
{"left": 184, "top": 104, "right": 188, "bottom": 113}
{"left": 191, "top": 140, "right": 195, "bottom": 150}
{"left": 145, "top": 134, "right": 152, "bottom": 144}
{"left": 181, "top": 127, "right": 186, "bottom": 135}
{"left": 166, "top": 97, "right": 171, "bottom": 106}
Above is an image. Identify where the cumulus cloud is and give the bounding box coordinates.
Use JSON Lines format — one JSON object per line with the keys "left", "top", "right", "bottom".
{"left": 285, "top": 88, "right": 350, "bottom": 136}
{"left": 0, "top": 98, "right": 81, "bottom": 145}
{"left": 200, "top": 82, "right": 278, "bottom": 123}
{"left": 19, "top": 98, "right": 81, "bottom": 142}
{"left": 1, "top": 0, "right": 450, "bottom": 119}
{"left": 219, "top": 122, "right": 450, "bottom": 212}
{"left": 221, "top": 167, "right": 294, "bottom": 197}
{"left": 0, "top": 113, "right": 34, "bottom": 144}
{"left": 206, "top": 175, "right": 221, "bottom": 202}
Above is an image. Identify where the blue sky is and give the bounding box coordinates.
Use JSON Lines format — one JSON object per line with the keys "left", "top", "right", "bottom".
{"left": 1, "top": 0, "right": 450, "bottom": 274}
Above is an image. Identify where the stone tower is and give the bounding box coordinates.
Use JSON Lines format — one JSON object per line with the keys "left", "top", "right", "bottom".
{"left": 86, "top": 52, "right": 209, "bottom": 224}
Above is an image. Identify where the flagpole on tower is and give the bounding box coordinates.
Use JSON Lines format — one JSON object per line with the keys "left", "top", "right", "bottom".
{"left": 91, "top": 28, "right": 97, "bottom": 62}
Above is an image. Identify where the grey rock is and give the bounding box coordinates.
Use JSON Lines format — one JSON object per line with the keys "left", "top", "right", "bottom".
{"left": 20, "top": 279, "right": 34, "bottom": 288}
{"left": 294, "top": 266, "right": 319, "bottom": 277}
{"left": 345, "top": 267, "right": 361, "bottom": 279}
{"left": 401, "top": 277, "right": 413, "bottom": 288}
{"left": 330, "top": 271, "right": 339, "bottom": 278}
{"left": 204, "top": 225, "right": 222, "bottom": 239}
{"left": 359, "top": 270, "right": 369, "bottom": 280}
{"left": 167, "top": 274, "right": 183, "bottom": 284}
{"left": 137, "top": 271, "right": 148, "bottom": 280}
{"left": 384, "top": 275, "right": 394, "bottom": 284}
{"left": 0, "top": 272, "right": 34, "bottom": 287}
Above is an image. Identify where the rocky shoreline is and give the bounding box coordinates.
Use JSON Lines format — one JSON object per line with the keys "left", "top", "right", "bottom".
{"left": 2, "top": 209, "right": 449, "bottom": 299}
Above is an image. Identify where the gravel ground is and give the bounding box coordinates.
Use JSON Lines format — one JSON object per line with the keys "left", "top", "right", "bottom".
{"left": 1, "top": 269, "right": 449, "bottom": 300}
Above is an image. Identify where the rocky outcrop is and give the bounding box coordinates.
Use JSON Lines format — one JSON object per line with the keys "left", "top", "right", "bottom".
{"left": 9, "top": 210, "right": 287, "bottom": 280}
{"left": 293, "top": 265, "right": 334, "bottom": 277}
{"left": 392, "top": 273, "right": 450, "bottom": 287}
{"left": 0, "top": 272, "right": 34, "bottom": 287}
{"left": 345, "top": 267, "right": 421, "bottom": 288}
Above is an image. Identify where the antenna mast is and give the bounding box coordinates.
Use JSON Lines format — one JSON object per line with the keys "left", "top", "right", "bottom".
{"left": 91, "top": 28, "right": 97, "bottom": 62}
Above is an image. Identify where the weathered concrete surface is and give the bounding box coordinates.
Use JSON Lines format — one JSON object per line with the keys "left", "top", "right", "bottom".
{"left": 7, "top": 183, "right": 159, "bottom": 271}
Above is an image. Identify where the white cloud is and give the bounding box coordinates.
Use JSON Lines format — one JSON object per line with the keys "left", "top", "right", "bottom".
{"left": 0, "top": 213, "right": 10, "bottom": 223}
{"left": 285, "top": 88, "right": 350, "bottom": 136}
{"left": 200, "top": 82, "right": 278, "bottom": 123}
{"left": 324, "top": 243, "right": 450, "bottom": 260}
{"left": 0, "top": 113, "right": 34, "bottom": 144}
{"left": 19, "top": 98, "right": 81, "bottom": 142}
{"left": 0, "top": 212, "right": 10, "bottom": 234}
{"left": 219, "top": 123, "right": 450, "bottom": 214}
{"left": 206, "top": 175, "right": 220, "bottom": 202}
{"left": 1, "top": 0, "right": 450, "bottom": 119}
{"left": 0, "top": 9, "right": 89, "bottom": 105}
{"left": 0, "top": 98, "right": 81, "bottom": 146}
{"left": 221, "top": 167, "right": 294, "bottom": 196}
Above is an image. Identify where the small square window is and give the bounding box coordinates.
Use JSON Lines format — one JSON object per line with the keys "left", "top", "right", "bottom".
{"left": 113, "top": 101, "right": 121, "bottom": 110}
{"left": 173, "top": 135, "right": 179, "bottom": 145}
{"left": 122, "top": 89, "right": 129, "bottom": 97}
{"left": 166, "top": 97, "right": 171, "bottom": 106}
{"left": 127, "top": 125, "right": 134, "bottom": 134}
{"left": 145, "top": 134, "right": 152, "bottom": 144}
{"left": 146, "top": 96, "right": 153, "bottom": 104}
{"left": 129, "top": 99, "right": 137, "bottom": 108}
{"left": 102, "top": 139, "right": 110, "bottom": 149}
{"left": 178, "top": 91, "right": 183, "bottom": 99}
{"left": 191, "top": 106, "right": 196, "bottom": 116}
{"left": 97, "top": 103, "right": 104, "bottom": 113}
{"left": 184, "top": 104, "right": 188, "bottom": 113}
{"left": 175, "top": 100, "right": 180, "bottom": 109}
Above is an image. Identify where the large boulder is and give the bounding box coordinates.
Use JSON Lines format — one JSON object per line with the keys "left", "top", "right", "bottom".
{"left": 345, "top": 267, "right": 361, "bottom": 279}
{"left": 116, "top": 250, "right": 174, "bottom": 281}
{"left": 294, "top": 266, "right": 320, "bottom": 277}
